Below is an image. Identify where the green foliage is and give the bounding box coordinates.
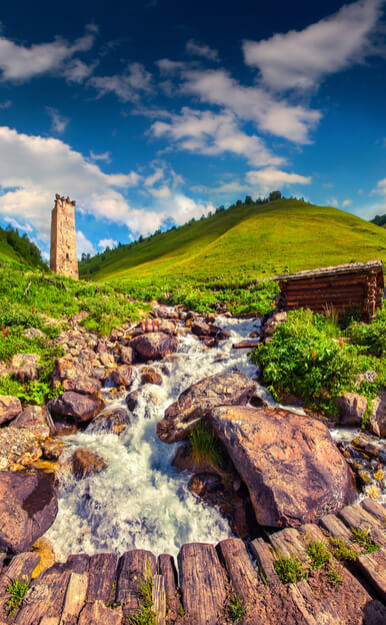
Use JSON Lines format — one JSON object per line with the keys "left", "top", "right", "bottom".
{"left": 306, "top": 541, "right": 330, "bottom": 569}
{"left": 330, "top": 537, "right": 357, "bottom": 562}
{"left": 371, "top": 214, "right": 386, "bottom": 227}
{"left": 274, "top": 553, "right": 306, "bottom": 584}
{"left": 4, "top": 577, "right": 30, "bottom": 616}
{"left": 250, "top": 309, "right": 385, "bottom": 416}
{"left": 328, "top": 562, "right": 343, "bottom": 586}
{"left": 228, "top": 592, "right": 247, "bottom": 624}
{"left": 129, "top": 562, "right": 157, "bottom": 625}
{"left": 16, "top": 380, "right": 63, "bottom": 405}
{"left": 346, "top": 308, "right": 386, "bottom": 357}
{"left": 351, "top": 527, "right": 380, "bottom": 553}
{"left": 0, "top": 225, "right": 47, "bottom": 269}
{"left": 189, "top": 421, "right": 225, "bottom": 470}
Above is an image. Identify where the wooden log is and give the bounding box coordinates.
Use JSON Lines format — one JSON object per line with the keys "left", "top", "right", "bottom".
{"left": 269, "top": 528, "right": 307, "bottom": 561}
{"left": 250, "top": 538, "right": 277, "bottom": 586}
{"left": 319, "top": 514, "right": 361, "bottom": 553}
{"left": 338, "top": 504, "right": 386, "bottom": 549}
{"left": 87, "top": 553, "right": 118, "bottom": 603}
{"left": 59, "top": 572, "right": 88, "bottom": 625}
{"left": 217, "top": 538, "right": 264, "bottom": 625}
{"left": 157, "top": 554, "right": 181, "bottom": 620}
{"left": 356, "top": 548, "right": 386, "bottom": 603}
{"left": 40, "top": 619, "right": 60, "bottom": 625}
{"left": 78, "top": 600, "right": 123, "bottom": 625}
{"left": 177, "top": 543, "right": 227, "bottom": 625}
{"left": 14, "top": 564, "right": 71, "bottom": 625}
{"left": 232, "top": 340, "right": 260, "bottom": 349}
{"left": 152, "top": 574, "right": 166, "bottom": 625}
{"left": 116, "top": 550, "right": 156, "bottom": 617}
{"left": 360, "top": 499, "right": 386, "bottom": 526}
{"left": 0, "top": 552, "right": 40, "bottom": 615}
{"left": 64, "top": 554, "right": 90, "bottom": 575}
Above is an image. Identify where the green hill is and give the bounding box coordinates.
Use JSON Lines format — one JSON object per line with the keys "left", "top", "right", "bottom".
{"left": 0, "top": 226, "right": 47, "bottom": 269}
{"left": 80, "top": 199, "right": 386, "bottom": 285}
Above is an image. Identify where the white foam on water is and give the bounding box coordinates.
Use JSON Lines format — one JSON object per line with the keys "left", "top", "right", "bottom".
{"left": 46, "top": 316, "right": 262, "bottom": 560}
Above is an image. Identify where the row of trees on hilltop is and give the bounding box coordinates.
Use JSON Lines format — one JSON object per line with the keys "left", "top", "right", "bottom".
{"left": 0, "top": 225, "right": 47, "bottom": 269}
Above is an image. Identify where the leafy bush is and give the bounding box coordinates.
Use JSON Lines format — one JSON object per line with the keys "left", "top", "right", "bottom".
{"left": 346, "top": 308, "right": 386, "bottom": 357}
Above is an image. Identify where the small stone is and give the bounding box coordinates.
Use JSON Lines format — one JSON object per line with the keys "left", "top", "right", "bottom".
{"left": 99, "top": 352, "right": 116, "bottom": 368}
{"left": 336, "top": 392, "right": 367, "bottom": 426}
{"left": 111, "top": 364, "right": 135, "bottom": 388}
{"left": 119, "top": 345, "right": 134, "bottom": 365}
{"left": 11, "top": 353, "right": 40, "bottom": 380}
{"left": 374, "top": 469, "right": 384, "bottom": 482}
{"left": 126, "top": 390, "right": 140, "bottom": 411}
{"left": 49, "top": 392, "right": 103, "bottom": 424}
{"left": 141, "top": 368, "right": 162, "bottom": 385}
{"left": 0, "top": 395, "right": 22, "bottom": 425}
{"left": 23, "top": 328, "right": 46, "bottom": 340}
{"left": 72, "top": 448, "right": 107, "bottom": 479}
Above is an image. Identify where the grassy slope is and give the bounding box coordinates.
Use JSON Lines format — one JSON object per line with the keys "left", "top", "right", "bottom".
{"left": 0, "top": 239, "right": 25, "bottom": 265}
{"left": 82, "top": 199, "right": 386, "bottom": 285}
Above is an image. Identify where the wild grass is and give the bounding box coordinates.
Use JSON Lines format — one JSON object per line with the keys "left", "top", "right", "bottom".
{"left": 330, "top": 537, "right": 357, "bottom": 562}
{"left": 4, "top": 577, "right": 30, "bottom": 616}
{"left": 306, "top": 541, "right": 330, "bottom": 569}
{"left": 189, "top": 421, "right": 225, "bottom": 471}
{"left": 274, "top": 553, "right": 306, "bottom": 584}
{"left": 228, "top": 592, "right": 247, "bottom": 624}
{"left": 129, "top": 562, "right": 157, "bottom": 625}
{"left": 351, "top": 527, "right": 380, "bottom": 553}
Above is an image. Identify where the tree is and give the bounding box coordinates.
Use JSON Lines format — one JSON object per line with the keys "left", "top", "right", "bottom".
{"left": 244, "top": 195, "right": 253, "bottom": 205}
{"left": 269, "top": 190, "right": 282, "bottom": 202}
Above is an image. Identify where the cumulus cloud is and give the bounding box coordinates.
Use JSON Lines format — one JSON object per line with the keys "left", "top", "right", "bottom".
{"left": 372, "top": 177, "right": 386, "bottom": 194}
{"left": 243, "top": 0, "right": 384, "bottom": 91}
{"left": 186, "top": 39, "right": 219, "bottom": 62}
{"left": 2, "top": 216, "right": 33, "bottom": 232}
{"left": 0, "top": 24, "right": 97, "bottom": 82}
{"left": 46, "top": 107, "right": 69, "bottom": 134}
{"left": 77, "top": 230, "right": 96, "bottom": 258}
{"left": 327, "top": 197, "right": 339, "bottom": 207}
{"left": 342, "top": 198, "right": 352, "bottom": 207}
{"left": 181, "top": 68, "right": 321, "bottom": 143}
{"left": 98, "top": 238, "right": 117, "bottom": 250}
{"left": 246, "top": 167, "right": 311, "bottom": 190}
{"left": 150, "top": 107, "right": 284, "bottom": 167}
{"left": 89, "top": 62, "right": 153, "bottom": 101}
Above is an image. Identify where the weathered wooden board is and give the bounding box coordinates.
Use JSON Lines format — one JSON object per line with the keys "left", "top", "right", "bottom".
{"left": 116, "top": 549, "right": 156, "bottom": 617}
{"left": 250, "top": 538, "right": 277, "bottom": 586}
{"left": 40, "top": 618, "right": 60, "bottom": 625}
{"left": 0, "top": 552, "right": 40, "bottom": 615}
{"left": 78, "top": 600, "right": 123, "bottom": 625}
{"left": 269, "top": 528, "right": 307, "bottom": 560}
{"left": 14, "top": 564, "right": 71, "bottom": 625}
{"left": 87, "top": 553, "right": 117, "bottom": 603}
{"left": 218, "top": 538, "right": 264, "bottom": 625}
{"left": 157, "top": 554, "right": 181, "bottom": 619}
{"left": 360, "top": 499, "right": 386, "bottom": 526}
{"left": 60, "top": 572, "right": 88, "bottom": 625}
{"left": 232, "top": 341, "right": 260, "bottom": 349}
{"left": 320, "top": 513, "right": 357, "bottom": 541}
{"left": 177, "top": 543, "right": 227, "bottom": 625}
{"left": 64, "top": 554, "right": 90, "bottom": 575}
{"left": 338, "top": 504, "right": 386, "bottom": 549}
{"left": 357, "top": 548, "right": 386, "bottom": 603}
{"left": 152, "top": 574, "right": 166, "bottom": 625}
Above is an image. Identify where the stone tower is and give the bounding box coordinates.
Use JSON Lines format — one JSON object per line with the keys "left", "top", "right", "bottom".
{"left": 50, "top": 194, "right": 79, "bottom": 280}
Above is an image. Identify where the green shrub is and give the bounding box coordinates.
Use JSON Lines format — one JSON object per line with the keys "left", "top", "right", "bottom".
{"left": 306, "top": 541, "right": 330, "bottom": 569}
{"left": 228, "top": 592, "right": 247, "bottom": 624}
{"left": 346, "top": 308, "right": 386, "bottom": 357}
{"left": 129, "top": 562, "right": 157, "bottom": 625}
{"left": 330, "top": 537, "right": 357, "bottom": 562}
{"left": 5, "top": 577, "right": 30, "bottom": 615}
{"left": 189, "top": 422, "right": 225, "bottom": 471}
{"left": 274, "top": 553, "right": 306, "bottom": 584}
{"left": 351, "top": 527, "right": 380, "bottom": 553}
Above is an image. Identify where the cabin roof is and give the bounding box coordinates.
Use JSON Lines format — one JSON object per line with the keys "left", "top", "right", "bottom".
{"left": 276, "top": 260, "right": 384, "bottom": 282}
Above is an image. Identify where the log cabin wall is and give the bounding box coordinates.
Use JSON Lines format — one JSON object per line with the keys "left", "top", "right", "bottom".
{"left": 276, "top": 260, "right": 384, "bottom": 321}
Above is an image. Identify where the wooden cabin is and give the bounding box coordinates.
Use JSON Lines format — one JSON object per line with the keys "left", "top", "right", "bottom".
{"left": 276, "top": 260, "right": 384, "bottom": 321}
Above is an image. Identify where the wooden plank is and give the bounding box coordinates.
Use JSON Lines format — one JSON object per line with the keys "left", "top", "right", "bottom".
{"left": 14, "top": 564, "right": 71, "bottom": 625}
{"left": 0, "top": 552, "right": 40, "bottom": 615}
{"left": 60, "top": 572, "right": 88, "bottom": 625}
{"left": 269, "top": 528, "right": 307, "bottom": 561}
{"left": 78, "top": 600, "right": 123, "bottom": 625}
{"left": 157, "top": 554, "right": 181, "bottom": 620}
{"left": 250, "top": 538, "right": 277, "bottom": 586}
{"left": 87, "top": 553, "right": 118, "bottom": 603}
{"left": 177, "top": 542, "right": 227, "bottom": 625}
{"left": 217, "top": 538, "right": 264, "bottom": 625}
{"left": 360, "top": 499, "right": 386, "bottom": 526}
{"left": 232, "top": 341, "right": 260, "bottom": 349}
{"left": 152, "top": 574, "right": 166, "bottom": 625}
{"left": 40, "top": 619, "right": 60, "bottom": 625}
{"left": 356, "top": 548, "right": 386, "bottom": 603}
{"left": 320, "top": 514, "right": 357, "bottom": 542}
{"left": 338, "top": 504, "right": 386, "bottom": 549}
{"left": 116, "top": 549, "right": 156, "bottom": 617}
{"left": 64, "top": 555, "right": 90, "bottom": 575}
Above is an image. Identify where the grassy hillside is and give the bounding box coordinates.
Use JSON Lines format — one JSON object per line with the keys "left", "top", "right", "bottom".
{"left": 80, "top": 199, "right": 386, "bottom": 285}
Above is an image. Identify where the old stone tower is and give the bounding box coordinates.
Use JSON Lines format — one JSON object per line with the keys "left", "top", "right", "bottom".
{"left": 50, "top": 194, "right": 79, "bottom": 280}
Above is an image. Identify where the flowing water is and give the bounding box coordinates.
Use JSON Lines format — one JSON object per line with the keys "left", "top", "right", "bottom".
{"left": 46, "top": 314, "right": 385, "bottom": 560}
{"left": 46, "top": 316, "right": 264, "bottom": 560}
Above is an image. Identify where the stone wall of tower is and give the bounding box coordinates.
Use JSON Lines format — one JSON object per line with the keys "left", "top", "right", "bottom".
{"left": 50, "top": 194, "right": 79, "bottom": 280}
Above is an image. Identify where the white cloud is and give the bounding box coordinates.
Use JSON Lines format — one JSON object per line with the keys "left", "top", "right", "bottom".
{"left": 98, "top": 238, "right": 117, "bottom": 250}
{"left": 246, "top": 167, "right": 312, "bottom": 190}
{"left": 77, "top": 230, "right": 96, "bottom": 258}
{"left": 327, "top": 197, "right": 339, "bottom": 207}
{"left": 46, "top": 107, "right": 69, "bottom": 134}
{"left": 372, "top": 177, "right": 386, "bottom": 195}
{"left": 63, "top": 59, "right": 98, "bottom": 84}
{"left": 150, "top": 107, "right": 284, "bottom": 167}
{"left": 89, "top": 62, "right": 152, "bottom": 101}
{"left": 243, "top": 0, "right": 383, "bottom": 91}
{"left": 182, "top": 68, "right": 321, "bottom": 143}
{"left": 90, "top": 150, "right": 111, "bottom": 163}
{"left": 0, "top": 24, "right": 97, "bottom": 82}
{"left": 186, "top": 39, "right": 219, "bottom": 62}
{"left": 156, "top": 58, "right": 188, "bottom": 75}
{"left": 0, "top": 100, "right": 11, "bottom": 109}
{"left": 2, "top": 216, "right": 33, "bottom": 232}
{"left": 342, "top": 198, "right": 352, "bottom": 207}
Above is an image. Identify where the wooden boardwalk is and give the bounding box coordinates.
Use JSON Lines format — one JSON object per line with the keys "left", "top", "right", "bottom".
{"left": 0, "top": 498, "right": 385, "bottom": 624}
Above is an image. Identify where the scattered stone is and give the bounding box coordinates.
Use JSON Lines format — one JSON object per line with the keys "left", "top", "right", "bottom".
{"left": 260, "top": 311, "right": 287, "bottom": 340}
{"left": 153, "top": 306, "right": 179, "bottom": 320}
{"left": 51, "top": 421, "right": 78, "bottom": 437}
{"left": 0, "top": 425, "right": 40, "bottom": 471}
{"left": 0, "top": 394, "right": 22, "bottom": 425}
{"left": 141, "top": 367, "right": 162, "bottom": 385}
{"left": 62, "top": 376, "right": 102, "bottom": 396}
{"left": 70, "top": 311, "right": 89, "bottom": 324}
{"left": 72, "top": 448, "right": 107, "bottom": 479}
{"left": 111, "top": 365, "right": 135, "bottom": 388}
{"left": 336, "top": 392, "right": 367, "bottom": 426}
{"left": 23, "top": 327, "right": 46, "bottom": 340}
{"left": 13, "top": 405, "right": 51, "bottom": 438}
{"left": 129, "top": 332, "right": 178, "bottom": 361}
{"left": 157, "top": 371, "right": 257, "bottom": 443}
{"left": 209, "top": 405, "right": 357, "bottom": 528}
{"left": 11, "top": 353, "right": 40, "bottom": 380}
{"left": 126, "top": 390, "right": 140, "bottom": 411}
{"left": 0, "top": 472, "right": 58, "bottom": 553}
{"left": 369, "top": 390, "right": 386, "bottom": 438}
{"left": 87, "top": 406, "right": 131, "bottom": 435}
{"left": 42, "top": 440, "right": 65, "bottom": 461}
{"left": 191, "top": 320, "right": 231, "bottom": 343}
{"left": 119, "top": 345, "right": 134, "bottom": 365}
{"left": 99, "top": 352, "right": 116, "bottom": 368}
{"left": 355, "top": 370, "right": 378, "bottom": 385}
{"left": 49, "top": 391, "right": 103, "bottom": 423}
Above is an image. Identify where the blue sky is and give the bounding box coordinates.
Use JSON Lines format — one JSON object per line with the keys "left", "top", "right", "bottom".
{"left": 0, "top": 0, "right": 385, "bottom": 258}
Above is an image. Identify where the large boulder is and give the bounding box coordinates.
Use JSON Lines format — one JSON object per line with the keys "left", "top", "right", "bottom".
{"left": 49, "top": 392, "right": 103, "bottom": 423}
{"left": 111, "top": 365, "right": 135, "bottom": 388}
{"left": 72, "top": 448, "right": 107, "bottom": 479}
{"left": 0, "top": 472, "right": 58, "bottom": 553}
{"left": 62, "top": 376, "right": 101, "bottom": 396}
{"left": 336, "top": 392, "right": 367, "bottom": 426}
{"left": 209, "top": 405, "right": 357, "bottom": 528}
{"left": 369, "top": 390, "right": 386, "bottom": 438}
{"left": 13, "top": 405, "right": 51, "bottom": 438}
{"left": 129, "top": 332, "right": 178, "bottom": 361}
{"left": 0, "top": 395, "right": 22, "bottom": 425}
{"left": 87, "top": 406, "right": 131, "bottom": 435}
{"left": 157, "top": 372, "right": 257, "bottom": 443}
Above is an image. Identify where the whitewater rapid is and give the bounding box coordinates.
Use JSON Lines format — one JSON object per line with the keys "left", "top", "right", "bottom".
{"left": 46, "top": 316, "right": 263, "bottom": 560}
